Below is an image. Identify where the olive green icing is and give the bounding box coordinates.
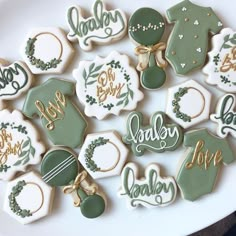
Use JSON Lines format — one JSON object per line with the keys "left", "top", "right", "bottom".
{"left": 123, "top": 111, "right": 183, "bottom": 156}
{"left": 165, "top": 0, "right": 223, "bottom": 75}
{"left": 41, "top": 149, "right": 78, "bottom": 186}
{"left": 176, "top": 129, "right": 235, "bottom": 201}
{"left": 22, "top": 78, "right": 87, "bottom": 148}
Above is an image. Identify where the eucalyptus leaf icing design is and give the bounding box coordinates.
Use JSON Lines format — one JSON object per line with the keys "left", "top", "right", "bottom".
{"left": 123, "top": 111, "right": 183, "bottom": 156}
{"left": 66, "top": 0, "right": 127, "bottom": 51}
{"left": 118, "top": 163, "right": 177, "bottom": 209}
{"left": 73, "top": 51, "right": 143, "bottom": 120}
{"left": 129, "top": 8, "right": 167, "bottom": 90}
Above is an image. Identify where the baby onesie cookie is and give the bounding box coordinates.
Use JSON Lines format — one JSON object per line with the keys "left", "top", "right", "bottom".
{"left": 203, "top": 28, "right": 236, "bottom": 92}
{"left": 66, "top": 0, "right": 127, "bottom": 51}
{"left": 165, "top": 0, "right": 223, "bottom": 75}
{"left": 166, "top": 80, "right": 211, "bottom": 129}
{"left": 22, "top": 78, "right": 87, "bottom": 148}
{"left": 41, "top": 148, "right": 106, "bottom": 219}
{"left": 0, "top": 110, "right": 45, "bottom": 181}
{"left": 211, "top": 94, "right": 236, "bottom": 138}
{"left": 129, "top": 8, "right": 167, "bottom": 90}
{"left": 79, "top": 131, "right": 128, "bottom": 179}
{"left": 0, "top": 59, "right": 32, "bottom": 108}
{"left": 3, "top": 171, "right": 55, "bottom": 224}
{"left": 176, "top": 128, "right": 234, "bottom": 201}
{"left": 73, "top": 51, "right": 144, "bottom": 120}
{"left": 118, "top": 163, "right": 177, "bottom": 209}
{"left": 123, "top": 111, "right": 183, "bottom": 156}
{"left": 21, "top": 27, "right": 74, "bottom": 74}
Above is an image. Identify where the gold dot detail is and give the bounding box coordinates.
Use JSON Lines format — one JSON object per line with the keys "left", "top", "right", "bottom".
{"left": 185, "top": 18, "right": 189, "bottom": 22}
{"left": 194, "top": 35, "right": 198, "bottom": 39}
{"left": 172, "top": 51, "right": 176, "bottom": 55}
{"left": 207, "top": 13, "right": 212, "bottom": 16}
{"left": 193, "top": 60, "right": 197, "bottom": 64}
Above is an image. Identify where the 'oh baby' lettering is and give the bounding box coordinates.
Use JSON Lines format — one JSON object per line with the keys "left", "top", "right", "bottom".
{"left": 123, "top": 111, "right": 183, "bottom": 156}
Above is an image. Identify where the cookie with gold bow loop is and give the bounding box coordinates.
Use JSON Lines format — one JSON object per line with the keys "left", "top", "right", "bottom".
{"left": 129, "top": 8, "right": 167, "bottom": 90}
{"left": 40, "top": 147, "right": 106, "bottom": 219}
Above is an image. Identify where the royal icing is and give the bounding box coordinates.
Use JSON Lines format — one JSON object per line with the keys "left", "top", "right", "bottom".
{"left": 176, "top": 129, "right": 234, "bottom": 201}
{"left": 203, "top": 28, "right": 236, "bottom": 92}
{"left": 66, "top": 0, "right": 127, "bottom": 51}
{"left": 21, "top": 27, "right": 74, "bottom": 74}
{"left": 41, "top": 148, "right": 106, "bottom": 219}
{"left": 165, "top": 0, "right": 223, "bottom": 75}
{"left": 0, "top": 110, "right": 45, "bottom": 181}
{"left": 79, "top": 131, "right": 128, "bottom": 179}
{"left": 123, "top": 111, "right": 183, "bottom": 156}
{"left": 3, "top": 171, "right": 55, "bottom": 224}
{"left": 129, "top": 8, "right": 167, "bottom": 90}
{"left": 22, "top": 78, "right": 87, "bottom": 148}
{"left": 118, "top": 163, "right": 177, "bottom": 209}
{"left": 166, "top": 80, "right": 212, "bottom": 129}
{"left": 73, "top": 51, "right": 143, "bottom": 120}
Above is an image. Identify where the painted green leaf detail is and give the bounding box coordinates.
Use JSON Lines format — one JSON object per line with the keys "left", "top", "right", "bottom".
{"left": 87, "top": 80, "right": 97, "bottom": 85}
{"left": 30, "top": 147, "right": 36, "bottom": 156}
{"left": 130, "top": 90, "right": 134, "bottom": 99}
{"left": 224, "top": 34, "right": 230, "bottom": 42}
{"left": 93, "top": 65, "right": 103, "bottom": 72}
{"left": 91, "top": 73, "right": 100, "bottom": 78}
{"left": 83, "top": 69, "right": 87, "bottom": 79}
{"left": 89, "top": 63, "right": 95, "bottom": 72}
{"left": 22, "top": 140, "right": 30, "bottom": 149}
{"left": 22, "top": 157, "right": 30, "bottom": 165}
{"left": 119, "top": 93, "right": 127, "bottom": 98}
{"left": 223, "top": 44, "right": 232, "bottom": 49}
{"left": 230, "top": 38, "right": 236, "bottom": 44}
{"left": 19, "top": 151, "right": 27, "bottom": 158}
{"left": 116, "top": 100, "right": 124, "bottom": 106}
{"left": 13, "top": 160, "right": 22, "bottom": 166}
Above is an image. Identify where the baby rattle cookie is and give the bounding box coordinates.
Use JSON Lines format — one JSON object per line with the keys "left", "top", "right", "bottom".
{"left": 73, "top": 51, "right": 143, "bottom": 120}
{"left": 129, "top": 7, "right": 167, "bottom": 90}
{"left": 118, "top": 162, "right": 177, "bottom": 209}
{"left": 41, "top": 148, "right": 106, "bottom": 219}
{"left": 166, "top": 80, "right": 212, "bottom": 129}
{"left": 66, "top": 0, "right": 127, "bottom": 51}
{"left": 165, "top": 0, "right": 223, "bottom": 75}
{"left": 176, "top": 128, "right": 234, "bottom": 201}
{"left": 203, "top": 28, "right": 236, "bottom": 92}
{"left": 123, "top": 111, "right": 183, "bottom": 156}
{"left": 22, "top": 78, "right": 87, "bottom": 148}
{"left": 21, "top": 27, "right": 74, "bottom": 74}
{"left": 3, "top": 171, "right": 55, "bottom": 224}
{"left": 0, "top": 109, "right": 45, "bottom": 181}
{"left": 79, "top": 131, "right": 128, "bottom": 179}
{"left": 0, "top": 59, "right": 32, "bottom": 109}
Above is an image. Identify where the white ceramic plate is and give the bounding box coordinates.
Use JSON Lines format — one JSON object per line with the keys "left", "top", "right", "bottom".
{"left": 0, "top": 0, "right": 236, "bottom": 235}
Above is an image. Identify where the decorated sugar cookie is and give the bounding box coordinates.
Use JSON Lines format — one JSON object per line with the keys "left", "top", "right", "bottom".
{"left": 41, "top": 148, "right": 106, "bottom": 219}
{"left": 3, "top": 171, "right": 54, "bottom": 224}
{"left": 211, "top": 94, "right": 236, "bottom": 138}
{"left": 22, "top": 78, "right": 87, "bottom": 148}
{"left": 203, "top": 28, "right": 236, "bottom": 92}
{"left": 79, "top": 131, "right": 128, "bottom": 179}
{"left": 118, "top": 163, "right": 177, "bottom": 209}
{"left": 123, "top": 111, "right": 183, "bottom": 156}
{"left": 166, "top": 80, "right": 211, "bottom": 129}
{"left": 0, "top": 59, "right": 32, "bottom": 108}
{"left": 176, "top": 129, "right": 234, "bottom": 201}
{"left": 21, "top": 27, "right": 74, "bottom": 74}
{"left": 129, "top": 8, "right": 167, "bottom": 90}
{"left": 0, "top": 110, "right": 45, "bottom": 181}
{"left": 165, "top": 0, "right": 223, "bottom": 75}
{"left": 73, "top": 51, "right": 144, "bottom": 120}
{"left": 66, "top": 0, "right": 127, "bottom": 51}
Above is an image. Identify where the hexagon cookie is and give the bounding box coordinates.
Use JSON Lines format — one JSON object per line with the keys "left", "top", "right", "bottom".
{"left": 79, "top": 131, "right": 129, "bottom": 179}
{"left": 166, "top": 80, "right": 211, "bottom": 129}
{"left": 3, "top": 171, "right": 55, "bottom": 224}
{"left": 21, "top": 27, "right": 74, "bottom": 74}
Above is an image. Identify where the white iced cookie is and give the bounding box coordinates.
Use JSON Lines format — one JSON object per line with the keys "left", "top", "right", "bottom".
{"left": 73, "top": 51, "right": 144, "bottom": 120}
{"left": 20, "top": 27, "right": 74, "bottom": 74}
{"left": 66, "top": 0, "right": 127, "bottom": 51}
{"left": 203, "top": 28, "right": 236, "bottom": 92}
{"left": 118, "top": 163, "right": 177, "bottom": 209}
{"left": 0, "top": 59, "right": 32, "bottom": 109}
{"left": 3, "top": 171, "right": 55, "bottom": 224}
{"left": 78, "top": 131, "right": 129, "bottom": 179}
{"left": 166, "top": 80, "right": 212, "bottom": 129}
{"left": 0, "top": 110, "right": 45, "bottom": 181}
{"left": 211, "top": 93, "right": 236, "bottom": 138}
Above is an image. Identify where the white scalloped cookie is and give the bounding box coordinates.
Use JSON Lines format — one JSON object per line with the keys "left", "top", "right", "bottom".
{"left": 0, "top": 110, "right": 45, "bottom": 180}
{"left": 73, "top": 51, "right": 144, "bottom": 120}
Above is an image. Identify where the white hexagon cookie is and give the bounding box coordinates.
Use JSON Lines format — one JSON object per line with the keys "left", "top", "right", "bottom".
{"left": 3, "top": 171, "right": 55, "bottom": 224}
{"left": 20, "top": 27, "right": 74, "bottom": 74}
{"left": 166, "top": 80, "right": 211, "bottom": 129}
{"left": 78, "top": 131, "right": 129, "bottom": 179}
